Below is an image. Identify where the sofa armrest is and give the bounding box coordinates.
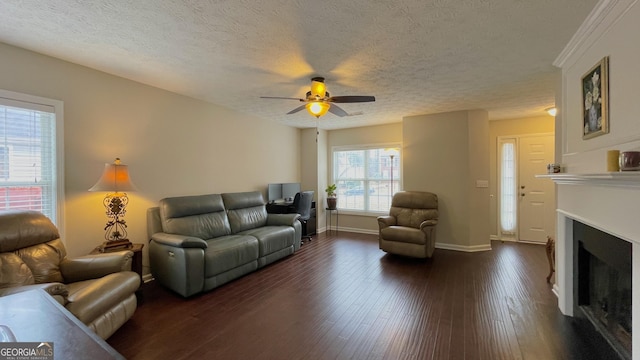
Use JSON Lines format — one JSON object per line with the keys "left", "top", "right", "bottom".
{"left": 0, "top": 282, "right": 69, "bottom": 299}
{"left": 267, "top": 213, "right": 300, "bottom": 227}
{"left": 419, "top": 219, "right": 438, "bottom": 230}
{"left": 150, "top": 232, "right": 208, "bottom": 249}
{"left": 60, "top": 251, "right": 134, "bottom": 283}
{"left": 377, "top": 215, "right": 396, "bottom": 229}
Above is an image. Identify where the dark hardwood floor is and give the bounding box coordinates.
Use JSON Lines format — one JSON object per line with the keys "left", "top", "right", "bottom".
{"left": 108, "top": 232, "right": 619, "bottom": 360}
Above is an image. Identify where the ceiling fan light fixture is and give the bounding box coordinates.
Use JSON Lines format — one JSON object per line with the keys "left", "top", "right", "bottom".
{"left": 310, "top": 78, "right": 326, "bottom": 98}
{"left": 261, "top": 76, "right": 374, "bottom": 118}
{"left": 306, "top": 101, "right": 330, "bottom": 118}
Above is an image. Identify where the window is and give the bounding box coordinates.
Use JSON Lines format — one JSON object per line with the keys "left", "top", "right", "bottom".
{"left": 0, "top": 146, "right": 8, "bottom": 179}
{"left": 0, "top": 90, "right": 63, "bottom": 225}
{"left": 499, "top": 138, "right": 516, "bottom": 236}
{"left": 332, "top": 145, "right": 400, "bottom": 213}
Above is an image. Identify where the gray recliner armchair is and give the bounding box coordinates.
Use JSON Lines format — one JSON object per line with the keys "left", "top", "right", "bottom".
{"left": 377, "top": 191, "right": 438, "bottom": 258}
{"left": 0, "top": 210, "right": 140, "bottom": 339}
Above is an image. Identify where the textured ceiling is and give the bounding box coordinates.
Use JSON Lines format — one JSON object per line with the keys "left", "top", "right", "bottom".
{"left": 0, "top": 0, "right": 597, "bottom": 129}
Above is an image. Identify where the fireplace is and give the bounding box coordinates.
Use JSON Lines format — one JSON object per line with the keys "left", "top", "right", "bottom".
{"left": 550, "top": 172, "right": 640, "bottom": 360}
{"left": 574, "top": 220, "right": 632, "bottom": 359}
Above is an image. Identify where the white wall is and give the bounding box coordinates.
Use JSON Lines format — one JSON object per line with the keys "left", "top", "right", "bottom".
{"left": 300, "top": 127, "right": 328, "bottom": 231}
{"left": 556, "top": 0, "right": 640, "bottom": 170}
{"left": 0, "top": 42, "right": 300, "bottom": 275}
{"left": 554, "top": 0, "right": 640, "bottom": 357}
{"left": 403, "top": 110, "right": 490, "bottom": 250}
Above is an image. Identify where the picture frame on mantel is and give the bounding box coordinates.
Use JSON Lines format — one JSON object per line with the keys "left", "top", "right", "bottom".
{"left": 582, "top": 56, "right": 609, "bottom": 139}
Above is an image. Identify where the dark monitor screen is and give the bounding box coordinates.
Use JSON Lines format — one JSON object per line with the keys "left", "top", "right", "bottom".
{"left": 267, "top": 182, "right": 300, "bottom": 202}
{"left": 268, "top": 183, "right": 283, "bottom": 202}
{"left": 282, "top": 183, "right": 301, "bottom": 202}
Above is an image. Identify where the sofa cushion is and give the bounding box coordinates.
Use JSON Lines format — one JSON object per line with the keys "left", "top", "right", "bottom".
{"left": 223, "top": 192, "right": 268, "bottom": 233}
{"left": 0, "top": 253, "right": 35, "bottom": 288}
{"left": 239, "top": 226, "right": 295, "bottom": 257}
{"left": 15, "top": 239, "right": 66, "bottom": 284}
{"left": 380, "top": 226, "right": 426, "bottom": 245}
{"left": 65, "top": 271, "right": 140, "bottom": 325}
{"left": 160, "top": 194, "right": 231, "bottom": 239}
{"left": 204, "top": 235, "right": 259, "bottom": 277}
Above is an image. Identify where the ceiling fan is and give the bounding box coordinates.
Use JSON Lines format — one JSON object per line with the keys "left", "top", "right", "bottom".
{"left": 260, "top": 77, "right": 375, "bottom": 118}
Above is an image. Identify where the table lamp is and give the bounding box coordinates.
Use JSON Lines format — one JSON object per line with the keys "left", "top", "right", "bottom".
{"left": 89, "top": 158, "right": 137, "bottom": 250}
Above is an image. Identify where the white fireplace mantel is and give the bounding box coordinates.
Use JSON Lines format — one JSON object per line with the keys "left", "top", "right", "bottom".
{"left": 536, "top": 172, "right": 640, "bottom": 188}
{"left": 548, "top": 170, "right": 640, "bottom": 359}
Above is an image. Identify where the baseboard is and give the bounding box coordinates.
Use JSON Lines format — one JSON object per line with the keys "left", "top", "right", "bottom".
{"left": 435, "top": 242, "right": 492, "bottom": 252}
{"left": 318, "top": 226, "right": 494, "bottom": 252}
{"left": 490, "top": 234, "right": 500, "bottom": 241}
{"left": 337, "top": 226, "right": 378, "bottom": 235}
{"left": 518, "top": 240, "right": 547, "bottom": 246}
{"left": 317, "top": 226, "right": 378, "bottom": 235}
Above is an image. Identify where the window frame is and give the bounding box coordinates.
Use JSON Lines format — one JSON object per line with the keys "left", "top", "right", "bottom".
{"left": 497, "top": 136, "right": 517, "bottom": 240}
{"left": 331, "top": 143, "right": 402, "bottom": 216}
{"left": 0, "top": 89, "right": 65, "bottom": 234}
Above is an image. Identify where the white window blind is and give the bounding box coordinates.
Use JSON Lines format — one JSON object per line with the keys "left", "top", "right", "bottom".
{"left": 332, "top": 145, "right": 400, "bottom": 213}
{"left": 499, "top": 140, "right": 516, "bottom": 234}
{"left": 0, "top": 95, "right": 58, "bottom": 223}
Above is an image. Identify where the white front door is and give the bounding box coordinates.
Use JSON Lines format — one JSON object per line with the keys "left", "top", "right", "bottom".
{"left": 518, "top": 134, "right": 555, "bottom": 243}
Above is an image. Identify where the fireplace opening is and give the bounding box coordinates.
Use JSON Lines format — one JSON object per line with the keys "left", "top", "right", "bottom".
{"left": 574, "top": 221, "right": 632, "bottom": 360}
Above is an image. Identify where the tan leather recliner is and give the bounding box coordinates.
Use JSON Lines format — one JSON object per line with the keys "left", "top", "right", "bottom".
{"left": 377, "top": 191, "right": 438, "bottom": 258}
{"left": 0, "top": 210, "right": 140, "bottom": 339}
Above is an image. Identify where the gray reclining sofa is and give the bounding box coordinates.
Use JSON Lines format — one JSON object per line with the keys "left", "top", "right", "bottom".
{"left": 147, "top": 191, "right": 301, "bottom": 297}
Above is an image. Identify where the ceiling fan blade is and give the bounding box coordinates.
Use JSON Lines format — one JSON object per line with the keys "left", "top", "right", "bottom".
{"left": 328, "top": 96, "right": 376, "bottom": 103}
{"left": 260, "top": 96, "right": 305, "bottom": 101}
{"left": 328, "top": 104, "right": 348, "bottom": 117}
{"left": 287, "top": 104, "right": 307, "bottom": 115}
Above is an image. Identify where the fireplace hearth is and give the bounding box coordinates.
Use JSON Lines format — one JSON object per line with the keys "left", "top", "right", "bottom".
{"left": 574, "top": 220, "right": 632, "bottom": 360}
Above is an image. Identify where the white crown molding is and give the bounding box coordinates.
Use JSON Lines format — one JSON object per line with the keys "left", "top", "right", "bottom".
{"left": 553, "top": 0, "right": 629, "bottom": 68}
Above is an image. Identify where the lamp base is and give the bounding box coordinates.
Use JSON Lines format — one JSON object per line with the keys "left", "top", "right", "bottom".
{"left": 98, "top": 239, "right": 132, "bottom": 252}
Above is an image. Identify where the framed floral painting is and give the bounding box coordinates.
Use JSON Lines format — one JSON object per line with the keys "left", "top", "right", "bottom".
{"left": 582, "top": 56, "right": 609, "bottom": 139}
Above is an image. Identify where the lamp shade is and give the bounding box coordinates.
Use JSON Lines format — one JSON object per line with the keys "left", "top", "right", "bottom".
{"left": 89, "top": 158, "right": 137, "bottom": 192}
{"left": 306, "top": 101, "right": 330, "bottom": 118}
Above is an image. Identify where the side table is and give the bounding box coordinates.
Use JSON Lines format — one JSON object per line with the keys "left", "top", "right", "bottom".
{"left": 90, "top": 243, "right": 144, "bottom": 282}
{"left": 325, "top": 208, "right": 339, "bottom": 235}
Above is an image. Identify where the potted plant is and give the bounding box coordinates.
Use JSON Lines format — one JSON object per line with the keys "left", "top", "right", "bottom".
{"left": 325, "top": 184, "right": 337, "bottom": 210}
